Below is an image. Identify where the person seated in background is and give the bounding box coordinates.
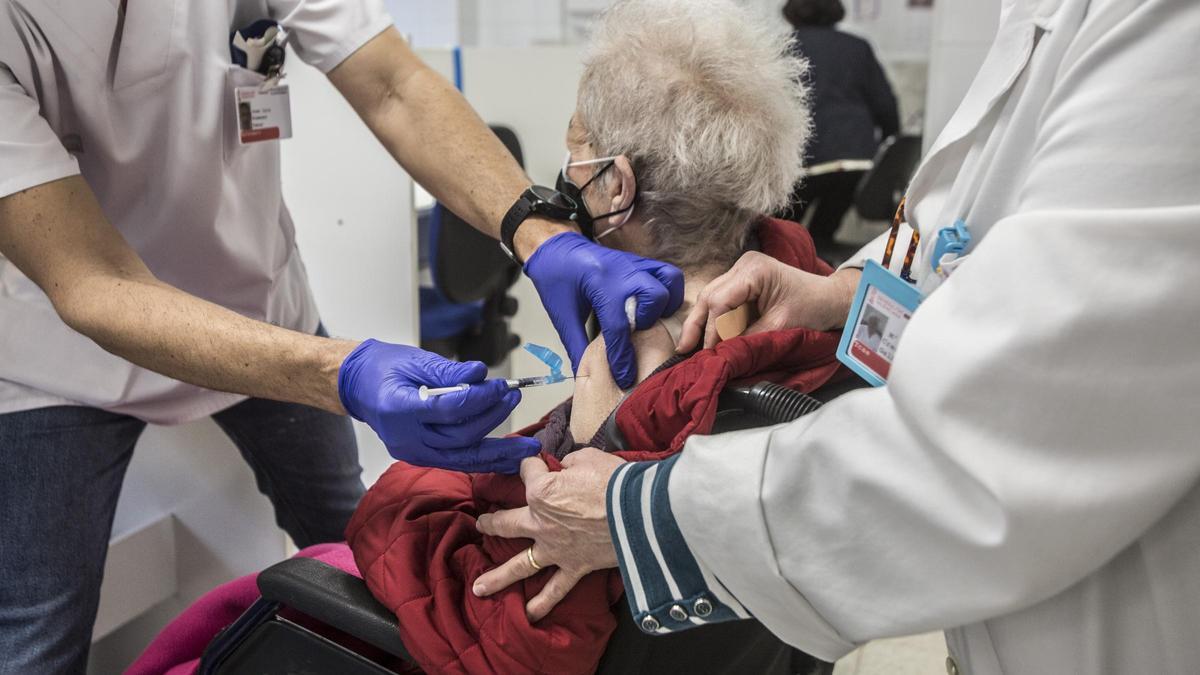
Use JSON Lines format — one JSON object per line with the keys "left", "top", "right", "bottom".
{"left": 131, "top": 1, "right": 847, "bottom": 674}
{"left": 783, "top": 0, "right": 900, "bottom": 263}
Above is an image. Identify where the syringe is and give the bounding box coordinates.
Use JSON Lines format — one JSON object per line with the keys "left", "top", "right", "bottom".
{"left": 418, "top": 376, "right": 573, "bottom": 401}
{"left": 418, "top": 342, "right": 575, "bottom": 401}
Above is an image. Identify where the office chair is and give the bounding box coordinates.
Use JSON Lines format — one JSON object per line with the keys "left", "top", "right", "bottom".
{"left": 854, "top": 134, "right": 923, "bottom": 222}
{"left": 420, "top": 125, "right": 524, "bottom": 367}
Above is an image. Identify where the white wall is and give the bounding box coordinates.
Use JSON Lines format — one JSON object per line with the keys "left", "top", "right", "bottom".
{"left": 476, "top": 0, "right": 568, "bottom": 47}
{"left": 386, "top": 0, "right": 461, "bottom": 47}
{"left": 838, "top": 0, "right": 934, "bottom": 62}
{"left": 924, "top": 0, "right": 1002, "bottom": 147}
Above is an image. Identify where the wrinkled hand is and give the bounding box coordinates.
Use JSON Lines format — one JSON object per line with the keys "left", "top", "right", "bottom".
{"left": 473, "top": 448, "right": 625, "bottom": 621}
{"left": 524, "top": 232, "right": 684, "bottom": 389}
{"left": 677, "top": 252, "right": 862, "bottom": 352}
{"left": 338, "top": 340, "right": 540, "bottom": 473}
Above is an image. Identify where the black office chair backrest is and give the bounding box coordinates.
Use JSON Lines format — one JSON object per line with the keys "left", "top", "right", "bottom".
{"left": 854, "top": 134, "right": 923, "bottom": 221}
{"left": 432, "top": 125, "right": 523, "bottom": 305}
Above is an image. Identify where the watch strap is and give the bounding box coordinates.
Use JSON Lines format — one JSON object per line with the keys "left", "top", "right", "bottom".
{"left": 500, "top": 192, "right": 535, "bottom": 262}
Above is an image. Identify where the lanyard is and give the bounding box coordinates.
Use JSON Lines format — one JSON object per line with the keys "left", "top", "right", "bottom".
{"left": 880, "top": 197, "right": 921, "bottom": 284}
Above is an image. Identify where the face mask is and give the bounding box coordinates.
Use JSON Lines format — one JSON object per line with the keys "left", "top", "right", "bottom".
{"left": 557, "top": 151, "right": 635, "bottom": 241}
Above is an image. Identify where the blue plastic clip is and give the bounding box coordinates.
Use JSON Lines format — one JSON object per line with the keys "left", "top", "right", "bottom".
{"left": 523, "top": 343, "right": 566, "bottom": 384}
{"left": 931, "top": 220, "right": 972, "bottom": 275}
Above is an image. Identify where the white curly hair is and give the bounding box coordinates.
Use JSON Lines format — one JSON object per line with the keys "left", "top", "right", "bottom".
{"left": 577, "top": 0, "right": 810, "bottom": 270}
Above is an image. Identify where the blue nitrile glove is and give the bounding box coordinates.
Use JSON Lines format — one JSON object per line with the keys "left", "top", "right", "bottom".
{"left": 524, "top": 232, "right": 685, "bottom": 389}
{"left": 337, "top": 340, "right": 541, "bottom": 474}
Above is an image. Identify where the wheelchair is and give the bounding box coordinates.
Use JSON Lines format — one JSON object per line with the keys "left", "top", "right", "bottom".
{"left": 196, "top": 376, "right": 865, "bottom": 675}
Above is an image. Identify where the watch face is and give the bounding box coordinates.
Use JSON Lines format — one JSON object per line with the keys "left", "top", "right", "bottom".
{"left": 529, "top": 185, "right": 577, "bottom": 210}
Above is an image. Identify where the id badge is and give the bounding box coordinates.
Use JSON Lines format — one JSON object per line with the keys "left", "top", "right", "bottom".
{"left": 836, "top": 260, "right": 925, "bottom": 386}
{"left": 234, "top": 83, "right": 292, "bottom": 144}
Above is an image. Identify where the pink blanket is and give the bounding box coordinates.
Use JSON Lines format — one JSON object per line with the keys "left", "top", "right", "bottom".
{"left": 127, "top": 543, "right": 359, "bottom": 675}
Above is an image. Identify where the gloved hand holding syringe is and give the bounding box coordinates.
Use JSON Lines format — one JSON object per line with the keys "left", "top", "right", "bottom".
{"left": 419, "top": 343, "right": 580, "bottom": 400}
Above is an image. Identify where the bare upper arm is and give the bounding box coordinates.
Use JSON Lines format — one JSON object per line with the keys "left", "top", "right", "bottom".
{"left": 0, "top": 176, "right": 150, "bottom": 309}
{"left": 568, "top": 323, "right": 678, "bottom": 443}
{"left": 326, "top": 27, "right": 428, "bottom": 127}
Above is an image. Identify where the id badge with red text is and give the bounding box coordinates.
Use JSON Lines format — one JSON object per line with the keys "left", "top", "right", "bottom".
{"left": 234, "top": 84, "right": 292, "bottom": 144}
{"left": 836, "top": 260, "right": 925, "bottom": 386}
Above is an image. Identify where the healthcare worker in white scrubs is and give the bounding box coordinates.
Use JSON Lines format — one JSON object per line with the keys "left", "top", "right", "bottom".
{"left": 0, "top": 1, "right": 684, "bottom": 671}
{"left": 472, "top": 1, "right": 1200, "bottom": 673}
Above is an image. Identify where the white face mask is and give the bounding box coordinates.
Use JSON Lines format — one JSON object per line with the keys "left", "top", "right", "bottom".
{"left": 558, "top": 151, "right": 636, "bottom": 240}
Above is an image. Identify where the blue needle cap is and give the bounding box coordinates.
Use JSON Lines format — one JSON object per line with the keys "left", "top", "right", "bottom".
{"left": 523, "top": 343, "right": 566, "bottom": 384}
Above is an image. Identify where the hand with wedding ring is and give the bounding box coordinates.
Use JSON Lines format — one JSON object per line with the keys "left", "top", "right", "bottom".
{"left": 473, "top": 449, "right": 625, "bottom": 622}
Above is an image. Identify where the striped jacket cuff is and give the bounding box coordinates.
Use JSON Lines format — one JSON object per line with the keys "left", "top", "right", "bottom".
{"left": 606, "top": 456, "right": 751, "bottom": 635}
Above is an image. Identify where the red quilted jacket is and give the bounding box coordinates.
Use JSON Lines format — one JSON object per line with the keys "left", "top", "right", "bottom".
{"left": 346, "top": 218, "right": 844, "bottom": 675}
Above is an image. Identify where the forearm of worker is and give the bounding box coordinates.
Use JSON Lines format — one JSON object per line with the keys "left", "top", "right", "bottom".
{"left": 329, "top": 28, "right": 570, "bottom": 260}
{"left": 0, "top": 177, "right": 354, "bottom": 413}
{"left": 655, "top": 205, "right": 1200, "bottom": 660}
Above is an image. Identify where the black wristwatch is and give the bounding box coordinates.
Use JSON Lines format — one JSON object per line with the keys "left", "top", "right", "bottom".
{"left": 500, "top": 186, "right": 578, "bottom": 263}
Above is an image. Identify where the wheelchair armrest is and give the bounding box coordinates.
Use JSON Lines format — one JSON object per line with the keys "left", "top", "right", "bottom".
{"left": 256, "top": 557, "right": 412, "bottom": 661}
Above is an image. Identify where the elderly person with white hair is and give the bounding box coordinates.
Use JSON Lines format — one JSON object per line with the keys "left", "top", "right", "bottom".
{"left": 541, "top": 0, "right": 854, "bottom": 440}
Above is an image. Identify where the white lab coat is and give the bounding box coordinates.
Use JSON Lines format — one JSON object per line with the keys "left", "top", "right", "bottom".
{"left": 669, "top": 0, "right": 1200, "bottom": 673}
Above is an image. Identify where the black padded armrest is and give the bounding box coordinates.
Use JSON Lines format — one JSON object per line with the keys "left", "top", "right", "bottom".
{"left": 256, "top": 557, "right": 411, "bottom": 661}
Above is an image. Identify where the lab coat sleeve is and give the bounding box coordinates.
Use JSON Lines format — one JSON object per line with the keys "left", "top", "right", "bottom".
{"left": 270, "top": 0, "right": 394, "bottom": 74}
{"left": 0, "top": 66, "right": 80, "bottom": 199}
{"left": 607, "top": 457, "right": 755, "bottom": 635}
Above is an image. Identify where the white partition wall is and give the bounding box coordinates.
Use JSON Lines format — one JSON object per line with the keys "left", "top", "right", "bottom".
{"left": 925, "top": 0, "right": 1002, "bottom": 148}
{"left": 386, "top": 0, "right": 461, "bottom": 46}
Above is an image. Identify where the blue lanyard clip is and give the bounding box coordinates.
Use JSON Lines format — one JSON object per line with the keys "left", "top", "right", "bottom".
{"left": 931, "top": 220, "right": 972, "bottom": 275}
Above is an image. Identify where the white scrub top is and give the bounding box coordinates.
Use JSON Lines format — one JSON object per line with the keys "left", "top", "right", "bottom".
{"left": 0, "top": 0, "right": 392, "bottom": 424}
{"left": 671, "top": 0, "right": 1200, "bottom": 673}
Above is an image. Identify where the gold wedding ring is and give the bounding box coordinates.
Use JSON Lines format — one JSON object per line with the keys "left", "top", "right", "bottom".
{"left": 526, "top": 546, "right": 543, "bottom": 571}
